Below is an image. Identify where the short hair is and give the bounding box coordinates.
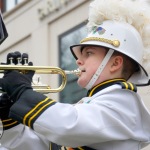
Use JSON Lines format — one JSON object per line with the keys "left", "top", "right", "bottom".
{"left": 112, "top": 51, "right": 140, "bottom": 80}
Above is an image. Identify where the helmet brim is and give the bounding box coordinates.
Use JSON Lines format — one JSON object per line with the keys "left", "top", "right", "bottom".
{"left": 70, "top": 44, "right": 149, "bottom": 86}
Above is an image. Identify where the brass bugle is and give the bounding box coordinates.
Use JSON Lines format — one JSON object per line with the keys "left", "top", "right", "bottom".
{"left": 0, "top": 65, "right": 81, "bottom": 93}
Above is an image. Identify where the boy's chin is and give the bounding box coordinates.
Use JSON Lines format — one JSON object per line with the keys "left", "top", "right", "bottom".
{"left": 77, "top": 79, "right": 87, "bottom": 89}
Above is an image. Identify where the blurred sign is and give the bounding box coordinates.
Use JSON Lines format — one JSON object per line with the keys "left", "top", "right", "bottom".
{"left": 38, "top": 0, "right": 73, "bottom": 20}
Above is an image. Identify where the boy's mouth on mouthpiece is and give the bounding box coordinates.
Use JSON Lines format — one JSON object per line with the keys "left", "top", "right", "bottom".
{"left": 80, "top": 68, "right": 86, "bottom": 73}
{"left": 77, "top": 69, "right": 86, "bottom": 76}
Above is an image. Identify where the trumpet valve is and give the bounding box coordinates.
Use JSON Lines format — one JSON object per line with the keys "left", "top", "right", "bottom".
{"left": 22, "top": 53, "right": 29, "bottom": 65}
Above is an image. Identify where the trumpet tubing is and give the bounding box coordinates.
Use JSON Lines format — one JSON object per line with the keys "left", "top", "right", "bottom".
{"left": 0, "top": 65, "right": 81, "bottom": 93}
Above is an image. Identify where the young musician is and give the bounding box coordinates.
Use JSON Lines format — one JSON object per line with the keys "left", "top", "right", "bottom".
{"left": 1, "top": 0, "right": 150, "bottom": 149}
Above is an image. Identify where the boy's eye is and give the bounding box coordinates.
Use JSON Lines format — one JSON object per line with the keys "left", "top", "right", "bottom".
{"left": 81, "top": 47, "right": 95, "bottom": 56}
{"left": 81, "top": 50, "right": 93, "bottom": 57}
{"left": 86, "top": 51, "right": 92, "bottom": 55}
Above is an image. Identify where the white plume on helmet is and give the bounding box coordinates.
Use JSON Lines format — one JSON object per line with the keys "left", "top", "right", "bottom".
{"left": 70, "top": 0, "right": 150, "bottom": 89}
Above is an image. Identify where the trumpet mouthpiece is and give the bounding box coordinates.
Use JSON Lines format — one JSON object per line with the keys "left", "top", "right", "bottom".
{"left": 64, "top": 69, "right": 81, "bottom": 76}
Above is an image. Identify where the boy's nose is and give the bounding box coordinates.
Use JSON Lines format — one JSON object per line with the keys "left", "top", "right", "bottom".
{"left": 76, "top": 59, "right": 84, "bottom": 66}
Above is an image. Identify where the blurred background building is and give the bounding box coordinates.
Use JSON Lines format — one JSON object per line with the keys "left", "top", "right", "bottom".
{"left": 0, "top": 0, "right": 150, "bottom": 149}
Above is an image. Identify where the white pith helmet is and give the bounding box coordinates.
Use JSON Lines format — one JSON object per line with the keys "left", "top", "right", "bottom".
{"left": 70, "top": 20, "right": 149, "bottom": 86}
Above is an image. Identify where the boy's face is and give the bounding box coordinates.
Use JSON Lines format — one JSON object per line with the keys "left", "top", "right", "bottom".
{"left": 76, "top": 46, "right": 109, "bottom": 88}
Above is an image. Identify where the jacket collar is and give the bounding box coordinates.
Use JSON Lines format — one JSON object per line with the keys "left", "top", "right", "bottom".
{"left": 87, "top": 79, "right": 126, "bottom": 97}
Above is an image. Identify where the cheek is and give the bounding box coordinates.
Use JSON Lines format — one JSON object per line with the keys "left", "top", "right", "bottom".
{"left": 86, "top": 67, "right": 96, "bottom": 78}
{"left": 87, "top": 61, "right": 100, "bottom": 74}
{"left": 77, "top": 62, "right": 100, "bottom": 88}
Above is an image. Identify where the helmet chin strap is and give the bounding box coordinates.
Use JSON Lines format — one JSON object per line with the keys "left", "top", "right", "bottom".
{"left": 85, "top": 49, "right": 114, "bottom": 90}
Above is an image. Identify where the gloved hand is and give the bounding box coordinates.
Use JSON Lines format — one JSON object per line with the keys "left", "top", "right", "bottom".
{"left": 0, "top": 69, "right": 34, "bottom": 101}
{"left": 0, "top": 51, "right": 35, "bottom": 101}
{"left": 0, "top": 94, "right": 13, "bottom": 119}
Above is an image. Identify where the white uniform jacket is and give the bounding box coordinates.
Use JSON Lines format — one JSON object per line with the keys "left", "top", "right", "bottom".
{"left": 1, "top": 79, "right": 150, "bottom": 150}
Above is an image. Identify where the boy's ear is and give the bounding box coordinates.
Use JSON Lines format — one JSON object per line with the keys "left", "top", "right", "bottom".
{"left": 110, "top": 56, "right": 123, "bottom": 72}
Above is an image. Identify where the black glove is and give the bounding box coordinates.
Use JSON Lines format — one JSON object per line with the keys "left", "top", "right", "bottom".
{"left": 0, "top": 51, "right": 35, "bottom": 101}
{"left": 0, "top": 94, "right": 13, "bottom": 119}
{"left": 0, "top": 70, "right": 34, "bottom": 101}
